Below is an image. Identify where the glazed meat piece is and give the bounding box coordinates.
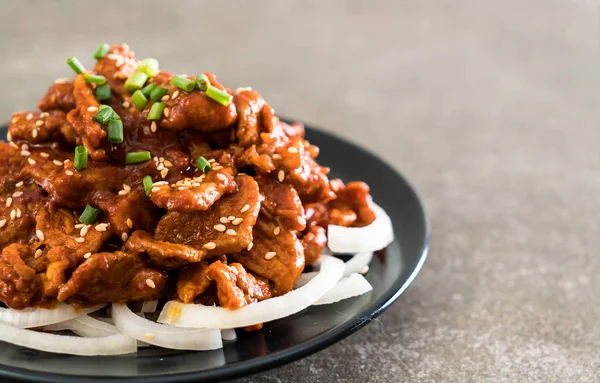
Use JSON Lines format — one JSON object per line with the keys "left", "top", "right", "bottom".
{"left": 301, "top": 225, "right": 327, "bottom": 264}
{"left": 57, "top": 251, "right": 167, "bottom": 305}
{"left": 94, "top": 44, "right": 139, "bottom": 99}
{"left": 38, "top": 80, "right": 76, "bottom": 113}
{"left": 155, "top": 175, "right": 261, "bottom": 255}
{"left": 91, "top": 189, "right": 159, "bottom": 237}
{"left": 0, "top": 142, "right": 26, "bottom": 183}
{"left": 329, "top": 181, "right": 376, "bottom": 227}
{"left": 0, "top": 183, "right": 45, "bottom": 250}
{"left": 233, "top": 88, "right": 265, "bottom": 147}
{"left": 176, "top": 261, "right": 212, "bottom": 303}
{"left": 230, "top": 217, "right": 305, "bottom": 296}
{"left": 8, "top": 111, "right": 69, "bottom": 144}
{"left": 149, "top": 166, "right": 236, "bottom": 212}
{"left": 207, "top": 261, "right": 272, "bottom": 309}
{"left": 0, "top": 244, "right": 41, "bottom": 309}
{"left": 257, "top": 176, "right": 306, "bottom": 231}
{"left": 125, "top": 230, "right": 205, "bottom": 269}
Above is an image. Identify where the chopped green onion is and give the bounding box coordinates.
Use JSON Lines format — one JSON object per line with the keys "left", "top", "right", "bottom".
{"left": 83, "top": 73, "right": 107, "bottom": 84}
{"left": 195, "top": 156, "right": 211, "bottom": 173}
{"left": 139, "top": 58, "right": 160, "bottom": 77}
{"left": 196, "top": 74, "right": 210, "bottom": 91}
{"left": 107, "top": 119, "right": 124, "bottom": 143}
{"left": 93, "top": 43, "right": 110, "bottom": 60}
{"left": 92, "top": 105, "right": 120, "bottom": 125}
{"left": 95, "top": 83, "right": 112, "bottom": 102}
{"left": 141, "top": 83, "right": 156, "bottom": 98}
{"left": 132, "top": 90, "right": 148, "bottom": 110}
{"left": 170, "top": 75, "right": 196, "bottom": 92}
{"left": 143, "top": 175, "right": 153, "bottom": 195}
{"left": 79, "top": 205, "right": 100, "bottom": 224}
{"left": 124, "top": 72, "right": 148, "bottom": 93}
{"left": 149, "top": 86, "right": 168, "bottom": 103}
{"left": 67, "top": 57, "right": 86, "bottom": 74}
{"left": 126, "top": 151, "right": 152, "bottom": 164}
{"left": 74, "top": 145, "right": 88, "bottom": 171}
{"left": 147, "top": 102, "right": 166, "bottom": 120}
{"left": 205, "top": 85, "right": 233, "bottom": 107}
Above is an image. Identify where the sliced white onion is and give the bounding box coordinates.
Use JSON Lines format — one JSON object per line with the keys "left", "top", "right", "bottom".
{"left": 0, "top": 321, "right": 136, "bottom": 355}
{"left": 293, "top": 271, "right": 319, "bottom": 289}
{"left": 158, "top": 255, "right": 345, "bottom": 329}
{"left": 69, "top": 315, "right": 120, "bottom": 337}
{"left": 327, "top": 202, "right": 393, "bottom": 253}
{"left": 140, "top": 300, "right": 158, "bottom": 313}
{"left": 221, "top": 329, "right": 237, "bottom": 341}
{"left": 112, "top": 303, "right": 223, "bottom": 351}
{"left": 314, "top": 273, "right": 373, "bottom": 305}
{"left": 343, "top": 252, "right": 373, "bottom": 277}
{"left": 0, "top": 304, "right": 105, "bottom": 328}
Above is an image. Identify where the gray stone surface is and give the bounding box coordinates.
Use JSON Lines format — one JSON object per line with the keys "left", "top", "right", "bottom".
{"left": 1, "top": 0, "right": 599, "bottom": 381}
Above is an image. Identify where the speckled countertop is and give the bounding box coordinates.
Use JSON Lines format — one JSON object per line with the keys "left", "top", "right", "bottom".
{"left": 1, "top": 1, "right": 599, "bottom": 382}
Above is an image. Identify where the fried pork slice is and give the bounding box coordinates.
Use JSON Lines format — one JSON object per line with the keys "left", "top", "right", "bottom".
{"left": 233, "top": 88, "right": 265, "bottom": 147}
{"left": 0, "top": 183, "right": 45, "bottom": 250}
{"left": 230, "top": 218, "right": 305, "bottom": 296}
{"left": 329, "top": 180, "right": 376, "bottom": 227}
{"left": 37, "top": 80, "right": 76, "bottom": 113}
{"left": 149, "top": 167, "right": 236, "bottom": 212}
{"left": 207, "top": 261, "right": 272, "bottom": 309}
{"left": 94, "top": 44, "right": 139, "bottom": 99}
{"left": 176, "top": 261, "right": 212, "bottom": 303}
{"left": 257, "top": 176, "right": 306, "bottom": 231}
{"left": 154, "top": 175, "right": 261, "bottom": 255}
{"left": 125, "top": 231, "right": 205, "bottom": 269}
{"left": 8, "top": 110, "right": 70, "bottom": 144}
{"left": 152, "top": 72, "right": 237, "bottom": 132}
{"left": 0, "top": 244, "right": 42, "bottom": 309}
{"left": 57, "top": 251, "right": 167, "bottom": 305}
{"left": 0, "top": 142, "right": 26, "bottom": 183}
{"left": 300, "top": 225, "right": 327, "bottom": 265}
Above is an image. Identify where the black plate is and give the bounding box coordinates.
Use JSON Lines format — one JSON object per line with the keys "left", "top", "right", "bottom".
{"left": 0, "top": 121, "right": 429, "bottom": 383}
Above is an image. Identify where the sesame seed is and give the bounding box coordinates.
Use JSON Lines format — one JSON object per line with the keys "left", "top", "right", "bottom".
{"left": 15, "top": 181, "right": 23, "bottom": 187}
{"left": 123, "top": 184, "right": 131, "bottom": 191}
{"left": 65, "top": 170, "right": 74, "bottom": 176}
{"left": 36, "top": 230, "right": 44, "bottom": 240}
{"left": 219, "top": 217, "right": 229, "bottom": 224}
{"left": 278, "top": 170, "right": 285, "bottom": 182}
{"left": 35, "top": 249, "right": 43, "bottom": 258}
{"left": 287, "top": 147, "right": 298, "bottom": 154}
{"left": 40, "top": 112, "right": 49, "bottom": 118}
{"left": 144, "top": 332, "right": 155, "bottom": 340}
{"left": 27, "top": 158, "right": 36, "bottom": 165}
{"left": 232, "top": 218, "right": 243, "bottom": 226}
{"left": 16, "top": 208, "right": 21, "bottom": 218}
{"left": 172, "top": 90, "right": 179, "bottom": 99}
{"left": 95, "top": 223, "right": 108, "bottom": 232}
{"left": 178, "top": 186, "right": 186, "bottom": 191}
{"left": 6, "top": 132, "right": 12, "bottom": 141}
{"left": 10, "top": 210, "right": 16, "bottom": 220}
{"left": 192, "top": 182, "right": 201, "bottom": 187}
{"left": 11, "top": 117, "right": 19, "bottom": 124}
{"left": 21, "top": 150, "right": 31, "bottom": 156}
{"left": 126, "top": 218, "right": 133, "bottom": 229}
{"left": 272, "top": 154, "right": 282, "bottom": 160}
{"left": 75, "top": 223, "right": 85, "bottom": 229}
{"left": 159, "top": 157, "right": 165, "bottom": 162}
{"left": 26, "top": 113, "right": 33, "bottom": 120}
{"left": 204, "top": 242, "right": 216, "bottom": 250}
{"left": 265, "top": 252, "right": 276, "bottom": 260}
{"left": 164, "top": 107, "right": 170, "bottom": 118}
{"left": 5, "top": 198, "right": 12, "bottom": 207}
{"left": 12, "top": 191, "right": 23, "bottom": 198}
{"left": 163, "top": 160, "right": 173, "bottom": 168}
{"left": 40, "top": 152, "right": 49, "bottom": 158}
{"left": 273, "top": 226, "right": 281, "bottom": 235}
{"left": 32, "top": 129, "right": 38, "bottom": 138}
{"left": 227, "top": 216, "right": 235, "bottom": 221}
{"left": 226, "top": 229, "right": 237, "bottom": 236}
{"left": 121, "top": 233, "right": 128, "bottom": 242}
{"left": 118, "top": 190, "right": 129, "bottom": 196}
{"left": 35, "top": 120, "right": 44, "bottom": 127}
{"left": 64, "top": 159, "right": 70, "bottom": 164}
{"left": 160, "top": 168, "right": 169, "bottom": 179}
{"left": 122, "top": 101, "right": 131, "bottom": 108}
{"left": 247, "top": 242, "right": 254, "bottom": 251}
{"left": 156, "top": 163, "right": 165, "bottom": 171}
{"left": 80, "top": 225, "right": 89, "bottom": 237}
{"left": 9, "top": 142, "right": 18, "bottom": 149}
{"left": 298, "top": 217, "right": 307, "bottom": 226}
{"left": 84, "top": 252, "right": 92, "bottom": 259}
{"left": 87, "top": 106, "right": 98, "bottom": 112}
{"left": 150, "top": 121, "right": 157, "bottom": 132}
{"left": 0, "top": 220, "right": 6, "bottom": 228}
{"left": 151, "top": 186, "right": 160, "bottom": 193}
{"left": 161, "top": 95, "right": 170, "bottom": 102}
{"left": 53, "top": 160, "right": 63, "bottom": 166}
{"left": 216, "top": 173, "right": 227, "bottom": 181}
{"left": 214, "top": 224, "right": 226, "bottom": 232}
{"left": 75, "top": 237, "right": 85, "bottom": 243}
{"left": 240, "top": 204, "right": 250, "bottom": 213}
{"left": 145, "top": 279, "right": 156, "bottom": 289}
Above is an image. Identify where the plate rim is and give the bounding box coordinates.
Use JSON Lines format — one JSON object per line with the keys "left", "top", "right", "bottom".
{"left": 0, "top": 121, "right": 430, "bottom": 383}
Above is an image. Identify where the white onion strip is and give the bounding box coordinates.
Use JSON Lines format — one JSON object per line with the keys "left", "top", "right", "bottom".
{"left": 314, "top": 273, "right": 373, "bottom": 305}
{"left": 343, "top": 252, "right": 373, "bottom": 277}
{"left": 158, "top": 255, "right": 345, "bottom": 329}
{"left": 221, "top": 329, "right": 237, "bottom": 341}
{"left": 0, "top": 321, "right": 136, "bottom": 355}
{"left": 112, "top": 304, "right": 223, "bottom": 351}
{"left": 0, "top": 304, "right": 105, "bottom": 328}
{"left": 327, "top": 202, "right": 393, "bottom": 253}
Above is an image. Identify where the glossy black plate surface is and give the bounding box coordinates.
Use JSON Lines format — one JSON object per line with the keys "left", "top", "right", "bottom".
{"left": 0, "top": 121, "right": 429, "bottom": 382}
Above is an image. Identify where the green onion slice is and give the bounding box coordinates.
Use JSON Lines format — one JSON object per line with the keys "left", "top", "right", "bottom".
{"left": 83, "top": 73, "right": 107, "bottom": 85}
{"left": 139, "top": 58, "right": 160, "bottom": 77}
{"left": 79, "top": 205, "right": 100, "bottom": 224}
{"left": 195, "top": 156, "right": 211, "bottom": 173}
{"left": 170, "top": 75, "right": 196, "bottom": 92}
{"left": 132, "top": 90, "right": 148, "bottom": 110}
{"left": 107, "top": 119, "right": 124, "bottom": 143}
{"left": 95, "top": 83, "right": 112, "bottom": 102}
{"left": 92, "top": 105, "right": 119, "bottom": 125}
{"left": 67, "top": 57, "right": 86, "bottom": 74}
{"left": 196, "top": 73, "right": 210, "bottom": 91}
{"left": 149, "top": 86, "right": 168, "bottom": 103}
{"left": 126, "top": 151, "right": 152, "bottom": 164}
{"left": 143, "top": 175, "right": 153, "bottom": 196}
{"left": 124, "top": 72, "right": 148, "bottom": 93}
{"left": 205, "top": 85, "right": 233, "bottom": 107}
{"left": 141, "top": 83, "right": 156, "bottom": 98}
{"left": 74, "top": 145, "right": 88, "bottom": 171}
{"left": 147, "top": 102, "right": 166, "bottom": 120}
{"left": 93, "top": 43, "right": 110, "bottom": 60}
